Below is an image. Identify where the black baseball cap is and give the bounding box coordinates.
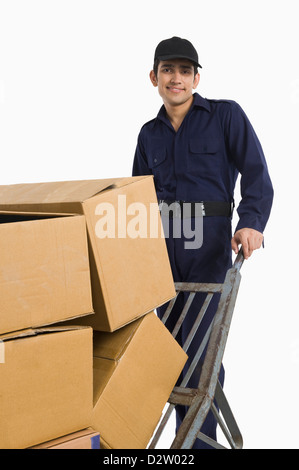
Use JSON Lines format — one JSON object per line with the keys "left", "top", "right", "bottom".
{"left": 154, "top": 36, "right": 202, "bottom": 69}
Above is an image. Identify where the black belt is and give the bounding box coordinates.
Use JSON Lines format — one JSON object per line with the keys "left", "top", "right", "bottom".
{"left": 158, "top": 200, "right": 234, "bottom": 218}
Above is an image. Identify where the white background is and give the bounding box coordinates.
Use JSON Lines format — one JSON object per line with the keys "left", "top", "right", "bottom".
{"left": 0, "top": 0, "right": 298, "bottom": 450}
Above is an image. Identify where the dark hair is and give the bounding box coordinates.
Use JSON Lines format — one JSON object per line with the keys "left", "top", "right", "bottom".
{"left": 153, "top": 58, "right": 198, "bottom": 77}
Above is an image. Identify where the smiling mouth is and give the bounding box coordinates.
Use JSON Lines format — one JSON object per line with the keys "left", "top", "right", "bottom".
{"left": 167, "top": 86, "right": 184, "bottom": 93}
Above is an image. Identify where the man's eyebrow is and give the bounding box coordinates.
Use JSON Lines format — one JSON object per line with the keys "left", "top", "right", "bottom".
{"left": 160, "top": 63, "right": 193, "bottom": 69}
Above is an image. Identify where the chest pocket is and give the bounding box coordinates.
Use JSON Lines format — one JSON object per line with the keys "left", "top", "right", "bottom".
{"left": 147, "top": 146, "right": 167, "bottom": 169}
{"left": 146, "top": 143, "right": 167, "bottom": 189}
{"left": 188, "top": 138, "right": 222, "bottom": 175}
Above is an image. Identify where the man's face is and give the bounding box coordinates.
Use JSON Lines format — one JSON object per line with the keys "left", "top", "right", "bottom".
{"left": 150, "top": 59, "right": 200, "bottom": 108}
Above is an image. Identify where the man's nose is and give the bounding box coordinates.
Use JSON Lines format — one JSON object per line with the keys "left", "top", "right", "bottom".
{"left": 170, "top": 71, "right": 181, "bottom": 83}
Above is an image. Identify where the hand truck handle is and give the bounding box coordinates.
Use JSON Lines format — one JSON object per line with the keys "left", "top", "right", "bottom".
{"left": 233, "top": 248, "right": 245, "bottom": 272}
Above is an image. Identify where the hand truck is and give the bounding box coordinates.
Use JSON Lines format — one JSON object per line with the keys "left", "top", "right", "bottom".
{"left": 149, "top": 249, "right": 245, "bottom": 449}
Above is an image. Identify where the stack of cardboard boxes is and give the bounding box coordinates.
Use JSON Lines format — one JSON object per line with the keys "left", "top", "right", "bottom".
{"left": 0, "top": 211, "right": 95, "bottom": 449}
{"left": 0, "top": 176, "right": 188, "bottom": 449}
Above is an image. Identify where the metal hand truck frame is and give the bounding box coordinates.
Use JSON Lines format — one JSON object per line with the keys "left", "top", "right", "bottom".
{"left": 149, "top": 249, "right": 244, "bottom": 449}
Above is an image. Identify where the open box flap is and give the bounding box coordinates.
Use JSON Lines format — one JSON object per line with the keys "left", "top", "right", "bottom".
{"left": 0, "top": 176, "right": 152, "bottom": 207}
{"left": 0, "top": 325, "right": 91, "bottom": 342}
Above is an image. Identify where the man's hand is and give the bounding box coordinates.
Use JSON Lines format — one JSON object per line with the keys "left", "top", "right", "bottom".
{"left": 231, "top": 228, "right": 264, "bottom": 260}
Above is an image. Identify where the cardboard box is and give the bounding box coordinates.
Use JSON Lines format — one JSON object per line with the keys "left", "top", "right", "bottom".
{"left": 0, "top": 211, "right": 93, "bottom": 335}
{"left": 30, "top": 428, "right": 100, "bottom": 449}
{"left": 0, "top": 326, "right": 93, "bottom": 449}
{"left": 92, "top": 312, "right": 187, "bottom": 449}
{"left": 0, "top": 177, "right": 176, "bottom": 331}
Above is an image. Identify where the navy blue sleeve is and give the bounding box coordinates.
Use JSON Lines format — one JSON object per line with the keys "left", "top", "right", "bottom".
{"left": 224, "top": 102, "right": 274, "bottom": 234}
{"left": 132, "top": 131, "right": 152, "bottom": 177}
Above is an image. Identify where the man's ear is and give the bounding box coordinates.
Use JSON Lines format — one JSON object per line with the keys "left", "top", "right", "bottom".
{"left": 150, "top": 70, "right": 158, "bottom": 87}
{"left": 193, "top": 72, "right": 200, "bottom": 90}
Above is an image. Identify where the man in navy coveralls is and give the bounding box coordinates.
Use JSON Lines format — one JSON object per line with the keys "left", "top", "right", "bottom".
{"left": 132, "top": 36, "right": 274, "bottom": 448}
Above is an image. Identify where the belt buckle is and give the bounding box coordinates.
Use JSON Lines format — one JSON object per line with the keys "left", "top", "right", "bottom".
{"left": 200, "top": 202, "right": 206, "bottom": 217}
{"left": 192, "top": 201, "right": 205, "bottom": 217}
{"left": 182, "top": 201, "right": 205, "bottom": 218}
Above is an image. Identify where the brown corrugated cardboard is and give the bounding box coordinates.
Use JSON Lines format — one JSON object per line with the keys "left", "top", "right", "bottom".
{"left": 0, "top": 177, "right": 176, "bottom": 331}
{"left": 92, "top": 312, "right": 188, "bottom": 449}
{"left": 99, "top": 436, "right": 111, "bottom": 449}
{"left": 30, "top": 428, "right": 100, "bottom": 449}
{"left": 0, "top": 326, "right": 93, "bottom": 449}
{"left": 0, "top": 211, "right": 93, "bottom": 335}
